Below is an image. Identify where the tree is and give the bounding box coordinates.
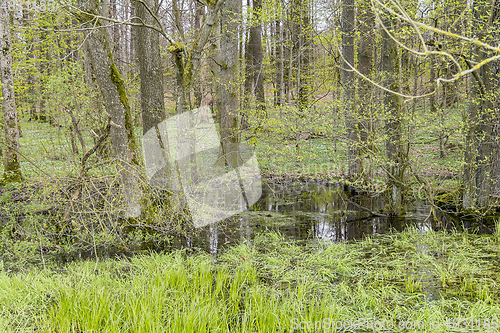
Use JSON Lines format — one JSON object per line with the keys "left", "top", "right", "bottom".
{"left": 342, "top": 0, "right": 359, "bottom": 177}
{"left": 0, "top": 6, "right": 23, "bottom": 184}
{"left": 381, "top": 10, "right": 406, "bottom": 215}
{"left": 74, "top": 0, "right": 141, "bottom": 218}
{"left": 291, "top": 0, "right": 312, "bottom": 112}
{"left": 136, "top": 0, "right": 175, "bottom": 188}
{"left": 219, "top": 0, "right": 242, "bottom": 168}
{"left": 357, "top": 0, "right": 374, "bottom": 156}
{"left": 462, "top": 0, "right": 500, "bottom": 209}
{"left": 247, "top": 0, "right": 266, "bottom": 112}
{"left": 193, "top": 0, "right": 206, "bottom": 109}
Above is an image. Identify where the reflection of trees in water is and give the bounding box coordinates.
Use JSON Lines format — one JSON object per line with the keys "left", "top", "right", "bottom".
{"left": 170, "top": 184, "right": 466, "bottom": 254}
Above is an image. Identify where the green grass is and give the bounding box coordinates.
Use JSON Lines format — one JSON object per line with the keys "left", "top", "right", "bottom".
{"left": 6, "top": 102, "right": 466, "bottom": 189}
{"left": 1, "top": 228, "right": 500, "bottom": 332}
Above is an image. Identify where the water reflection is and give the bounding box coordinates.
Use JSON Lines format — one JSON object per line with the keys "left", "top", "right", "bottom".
{"left": 168, "top": 182, "right": 472, "bottom": 254}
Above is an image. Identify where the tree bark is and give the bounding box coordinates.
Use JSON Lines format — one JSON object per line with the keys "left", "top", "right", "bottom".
{"left": 75, "top": 0, "right": 141, "bottom": 218}
{"left": 136, "top": 0, "right": 178, "bottom": 192}
{"left": 249, "top": 0, "right": 265, "bottom": 111}
{"left": 219, "top": 0, "right": 242, "bottom": 168}
{"left": 463, "top": 0, "right": 500, "bottom": 209}
{"left": 357, "top": 0, "right": 374, "bottom": 154}
{"left": 292, "top": 0, "right": 311, "bottom": 112}
{"left": 242, "top": 0, "right": 253, "bottom": 129}
{"left": 382, "top": 15, "right": 405, "bottom": 215}
{"left": 136, "top": 0, "right": 166, "bottom": 135}
{"left": 342, "top": 0, "right": 358, "bottom": 177}
{"left": 0, "top": 6, "right": 23, "bottom": 183}
{"left": 193, "top": 0, "right": 205, "bottom": 108}
{"left": 276, "top": 19, "right": 284, "bottom": 106}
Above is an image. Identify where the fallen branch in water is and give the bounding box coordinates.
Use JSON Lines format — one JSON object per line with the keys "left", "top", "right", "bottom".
{"left": 346, "top": 199, "right": 388, "bottom": 217}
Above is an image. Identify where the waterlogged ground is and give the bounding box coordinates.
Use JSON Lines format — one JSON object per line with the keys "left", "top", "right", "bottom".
{"left": 153, "top": 182, "right": 490, "bottom": 255}
{"left": 1, "top": 183, "right": 500, "bottom": 332}
{"left": 1, "top": 228, "right": 500, "bottom": 332}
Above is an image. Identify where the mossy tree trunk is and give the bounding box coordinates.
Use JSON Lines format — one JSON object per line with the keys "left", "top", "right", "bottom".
{"left": 75, "top": 0, "right": 141, "bottom": 218}
{"left": 0, "top": 6, "right": 23, "bottom": 184}
{"left": 167, "top": 0, "right": 224, "bottom": 186}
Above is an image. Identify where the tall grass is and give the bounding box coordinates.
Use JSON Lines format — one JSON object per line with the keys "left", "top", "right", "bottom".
{"left": 1, "top": 228, "right": 500, "bottom": 332}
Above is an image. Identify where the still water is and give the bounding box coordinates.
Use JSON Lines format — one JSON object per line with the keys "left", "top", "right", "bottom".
{"left": 157, "top": 182, "right": 492, "bottom": 255}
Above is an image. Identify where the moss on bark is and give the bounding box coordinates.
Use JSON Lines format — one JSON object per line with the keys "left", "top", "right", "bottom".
{"left": 109, "top": 59, "right": 139, "bottom": 166}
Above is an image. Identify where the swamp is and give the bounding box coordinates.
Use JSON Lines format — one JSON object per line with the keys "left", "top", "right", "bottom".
{"left": 1, "top": 0, "right": 500, "bottom": 331}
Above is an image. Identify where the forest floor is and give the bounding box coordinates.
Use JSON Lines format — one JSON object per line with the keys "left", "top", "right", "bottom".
{"left": 13, "top": 106, "right": 464, "bottom": 186}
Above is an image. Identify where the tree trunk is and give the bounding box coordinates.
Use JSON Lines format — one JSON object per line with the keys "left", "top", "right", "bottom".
{"left": 0, "top": 6, "right": 23, "bottom": 183}
{"left": 242, "top": 2, "right": 253, "bottom": 129}
{"left": 342, "top": 0, "right": 358, "bottom": 177}
{"left": 249, "top": 0, "right": 265, "bottom": 112}
{"left": 210, "top": 11, "right": 222, "bottom": 124}
{"left": 382, "top": 15, "right": 405, "bottom": 215}
{"left": 219, "top": 0, "right": 242, "bottom": 168}
{"left": 167, "top": 0, "right": 224, "bottom": 190}
{"left": 276, "top": 19, "right": 284, "bottom": 106}
{"left": 193, "top": 0, "right": 205, "bottom": 108}
{"left": 463, "top": 0, "right": 500, "bottom": 209}
{"left": 76, "top": 0, "right": 141, "bottom": 218}
{"left": 293, "top": 0, "right": 311, "bottom": 112}
{"left": 136, "top": 0, "right": 178, "bottom": 193}
{"left": 357, "top": 0, "right": 374, "bottom": 155}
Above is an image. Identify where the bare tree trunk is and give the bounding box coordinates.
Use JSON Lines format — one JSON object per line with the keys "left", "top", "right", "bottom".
{"left": 136, "top": 0, "right": 178, "bottom": 193}
{"left": 219, "top": 0, "right": 242, "bottom": 168}
{"left": 291, "top": 0, "right": 311, "bottom": 112}
{"left": 130, "top": 0, "right": 138, "bottom": 66}
{"left": 109, "top": 0, "right": 121, "bottom": 70}
{"left": 342, "top": 0, "right": 359, "bottom": 177}
{"left": 193, "top": 0, "right": 205, "bottom": 108}
{"left": 286, "top": 20, "right": 293, "bottom": 104}
{"left": 210, "top": 11, "right": 222, "bottom": 123}
{"left": 276, "top": 19, "right": 284, "bottom": 106}
{"left": 0, "top": 6, "right": 23, "bottom": 183}
{"left": 249, "top": 0, "right": 265, "bottom": 111}
{"left": 357, "top": 0, "right": 374, "bottom": 155}
{"left": 76, "top": 0, "right": 141, "bottom": 218}
{"left": 463, "top": 0, "right": 500, "bottom": 209}
{"left": 242, "top": 2, "right": 253, "bottom": 130}
{"left": 136, "top": 0, "right": 165, "bottom": 134}
{"left": 382, "top": 15, "right": 405, "bottom": 215}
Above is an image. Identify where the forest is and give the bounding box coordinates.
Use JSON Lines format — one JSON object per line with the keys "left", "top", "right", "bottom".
{"left": 1, "top": 0, "right": 500, "bottom": 331}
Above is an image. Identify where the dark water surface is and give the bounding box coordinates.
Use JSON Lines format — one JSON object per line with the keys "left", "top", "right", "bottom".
{"left": 142, "top": 182, "right": 493, "bottom": 256}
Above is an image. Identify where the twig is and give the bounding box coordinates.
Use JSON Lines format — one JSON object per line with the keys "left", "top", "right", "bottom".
{"left": 81, "top": 119, "right": 111, "bottom": 177}
{"left": 65, "top": 107, "right": 87, "bottom": 155}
